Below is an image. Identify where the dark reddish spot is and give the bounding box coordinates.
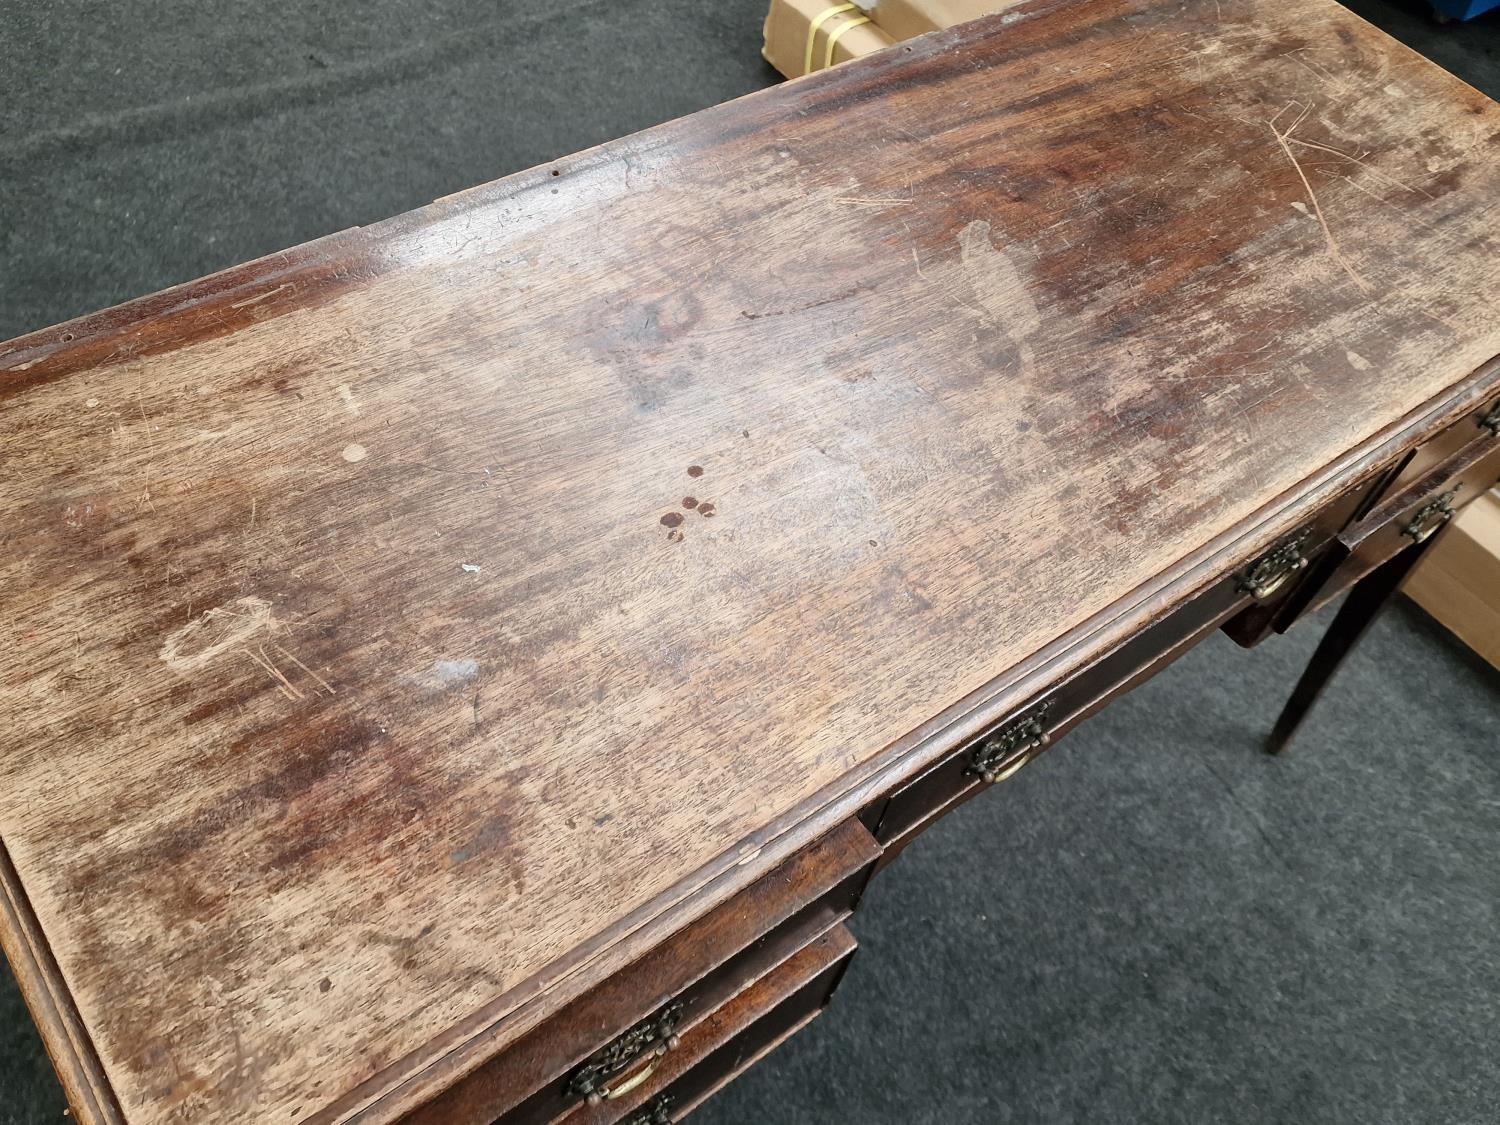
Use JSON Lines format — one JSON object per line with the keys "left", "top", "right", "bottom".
{"left": 682, "top": 497, "right": 698, "bottom": 509}
{"left": 661, "top": 511, "right": 684, "bottom": 527}
{"left": 318, "top": 977, "right": 332, "bottom": 993}
{"left": 698, "top": 502, "right": 716, "bottom": 517}
{"left": 687, "top": 465, "right": 704, "bottom": 477}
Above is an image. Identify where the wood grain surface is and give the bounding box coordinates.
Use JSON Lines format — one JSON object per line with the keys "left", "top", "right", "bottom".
{"left": 2, "top": 0, "right": 1498, "bottom": 1121}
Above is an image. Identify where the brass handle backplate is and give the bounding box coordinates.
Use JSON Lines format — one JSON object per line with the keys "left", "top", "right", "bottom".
{"left": 967, "top": 703, "right": 1050, "bottom": 784}
{"left": 621, "top": 1095, "right": 675, "bottom": 1125}
{"left": 1479, "top": 401, "right": 1500, "bottom": 437}
{"left": 567, "top": 1001, "right": 683, "bottom": 1105}
{"left": 1237, "top": 530, "right": 1311, "bottom": 601}
{"left": 1401, "top": 489, "right": 1457, "bottom": 544}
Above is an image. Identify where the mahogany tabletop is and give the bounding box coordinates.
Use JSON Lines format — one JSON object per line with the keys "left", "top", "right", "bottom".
{"left": 2, "top": 0, "right": 1497, "bottom": 1120}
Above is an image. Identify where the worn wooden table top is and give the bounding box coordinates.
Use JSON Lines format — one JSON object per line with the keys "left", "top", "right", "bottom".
{"left": 2, "top": 0, "right": 1497, "bottom": 1120}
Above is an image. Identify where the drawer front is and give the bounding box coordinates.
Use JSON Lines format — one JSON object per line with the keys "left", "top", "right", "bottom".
{"left": 1219, "top": 469, "right": 1387, "bottom": 647}
{"left": 403, "top": 820, "right": 877, "bottom": 1125}
{"left": 875, "top": 474, "right": 1378, "bottom": 853}
{"left": 575, "top": 924, "right": 857, "bottom": 1125}
{"left": 1374, "top": 388, "right": 1500, "bottom": 506}
{"left": 1303, "top": 437, "right": 1500, "bottom": 616}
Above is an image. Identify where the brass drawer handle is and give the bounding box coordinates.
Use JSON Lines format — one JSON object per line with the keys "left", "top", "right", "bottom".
{"left": 1236, "top": 530, "right": 1311, "bottom": 601}
{"left": 567, "top": 1001, "right": 683, "bottom": 1106}
{"left": 1479, "top": 401, "right": 1500, "bottom": 437}
{"left": 622, "top": 1095, "right": 675, "bottom": 1125}
{"left": 967, "top": 703, "right": 1050, "bottom": 784}
{"left": 604, "top": 1055, "right": 664, "bottom": 1101}
{"left": 1401, "top": 489, "right": 1457, "bottom": 544}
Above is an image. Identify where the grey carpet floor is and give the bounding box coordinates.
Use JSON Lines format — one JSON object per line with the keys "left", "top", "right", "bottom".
{"left": 2, "top": 1, "right": 1498, "bottom": 1122}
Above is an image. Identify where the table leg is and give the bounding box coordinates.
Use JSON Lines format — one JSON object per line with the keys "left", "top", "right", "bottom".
{"left": 1265, "top": 537, "right": 1437, "bottom": 756}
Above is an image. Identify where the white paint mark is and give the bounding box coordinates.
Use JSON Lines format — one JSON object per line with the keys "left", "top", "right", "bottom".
{"left": 85, "top": 398, "right": 100, "bottom": 408}
{"left": 1290, "top": 201, "right": 1311, "bottom": 216}
{"left": 432, "top": 659, "right": 479, "bottom": 683}
{"left": 400, "top": 658, "right": 480, "bottom": 692}
{"left": 338, "top": 384, "right": 360, "bottom": 415}
{"left": 1382, "top": 83, "right": 1405, "bottom": 98}
{"left": 460, "top": 562, "right": 482, "bottom": 574}
{"left": 1344, "top": 349, "right": 1372, "bottom": 371}
{"left": 341, "top": 443, "right": 368, "bottom": 463}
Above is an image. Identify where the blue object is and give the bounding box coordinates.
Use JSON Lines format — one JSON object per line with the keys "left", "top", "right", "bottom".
{"left": 1431, "top": 0, "right": 1498, "bottom": 21}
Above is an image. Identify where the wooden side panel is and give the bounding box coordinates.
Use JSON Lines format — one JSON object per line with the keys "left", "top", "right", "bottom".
{"left": 0, "top": 846, "right": 123, "bottom": 1125}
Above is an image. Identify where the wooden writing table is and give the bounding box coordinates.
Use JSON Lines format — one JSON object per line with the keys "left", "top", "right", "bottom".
{"left": 2, "top": 0, "right": 1498, "bottom": 1120}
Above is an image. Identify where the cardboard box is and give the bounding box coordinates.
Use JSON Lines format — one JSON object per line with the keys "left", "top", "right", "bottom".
{"left": 763, "top": 0, "right": 896, "bottom": 79}
{"left": 1406, "top": 489, "right": 1500, "bottom": 671}
{"left": 870, "top": 0, "right": 1027, "bottom": 40}
{"left": 762, "top": 0, "right": 1030, "bottom": 79}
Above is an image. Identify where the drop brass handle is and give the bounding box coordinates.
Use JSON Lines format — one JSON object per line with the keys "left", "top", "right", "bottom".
{"left": 599, "top": 1049, "right": 668, "bottom": 1102}
{"left": 1402, "top": 489, "right": 1457, "bottom": 544}
{"left": 1237, "top": 531, "right": 1311, "bottom": 601}
{"left": 568, "top": 1001, "right": 683, "bottom": 1105}
{"left": 968, "top": 703, "right": 1050, "bottom": 783}
{"left": 983, "top": 750, "right": 1034, "bottom": 786}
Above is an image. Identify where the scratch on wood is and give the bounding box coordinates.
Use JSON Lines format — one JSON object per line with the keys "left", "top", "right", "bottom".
{"left": 1287, "top": 135, "right": 1433, "bottom": 199}
{"left": 1268, "top": 104, "right": 1371, "bottom": 293}
{"left": 242, "top": 646, "right": 303, "bottom": 701}
{"left": 228, "top": 283, "right": 293, "bottom": 310}
{"left": 272, "top": 643, "right": 336, "bottom": 696}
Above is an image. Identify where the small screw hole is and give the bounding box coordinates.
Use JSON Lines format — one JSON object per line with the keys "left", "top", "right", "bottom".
{"left": 550, "top": 169, "right": 560, "bottom": 176}
{"left": 61, "top": 332, "right": 74, "bottom": 342}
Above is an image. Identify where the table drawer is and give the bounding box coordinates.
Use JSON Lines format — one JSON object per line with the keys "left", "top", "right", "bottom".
{"left": 874, "top": 475, "right": 1378, "bottom": 854}
{"left": 573, "top": 924, "right": 857, "bottom": 1125}
{"left": 1301, "top": 437, "right": 1500, "bottom": 618}
{"left": 1374, "top": 387, "right": 1500, "bottom": 506}
{"left": 402, "top": 820, "right": 877, "bottom": 1125}
{"left": 1218, "top": 470, "right": 1388, "bottom": 647}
